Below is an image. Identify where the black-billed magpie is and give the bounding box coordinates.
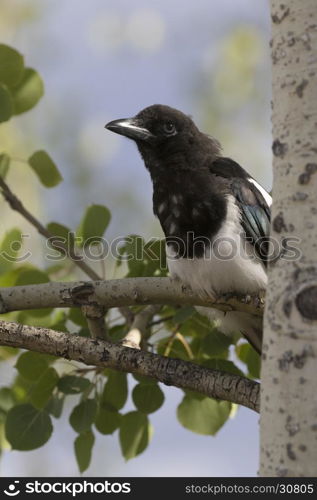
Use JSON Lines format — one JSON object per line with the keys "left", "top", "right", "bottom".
{"left": 105, "top": 105, "right": 271, "bottom": 354}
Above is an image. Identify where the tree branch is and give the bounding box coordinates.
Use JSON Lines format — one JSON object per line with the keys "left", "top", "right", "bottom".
{"left": 0, "top": 277, "right": 265, "bottom": 316}
{"left": 0, "top": 319, "right": 260, "bottom": 412}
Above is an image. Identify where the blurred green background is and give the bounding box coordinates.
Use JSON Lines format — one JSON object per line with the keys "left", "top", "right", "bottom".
{"left": 0, "top": 0, "right": 271, "bottom": 476}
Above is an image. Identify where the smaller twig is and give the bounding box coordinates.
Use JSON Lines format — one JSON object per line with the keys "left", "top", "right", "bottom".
{"left": 81, "top": 304, "right": 108, "bottom": 340}
{"left": 73, "top": 367, "right": 98, "bottom": 374}
{"left": 149, "top": 314, "right": 175, "bottom": 326}
{"left": 86, "top": 317, "right": 107, "bottom": 340}
{"left": 164, "top": 323, "right": 181, "bottom": 357}
{"left": 0, "top": 177, "right": 100, "bottom": 281}
{"left": 122, "top": 304, "right": 162, "bottom": 349}
{"left": 118, "top": 306, "right": 134, "bottom": 327}
{"left": 175, "top": 332, "right": 194, "bottom": 359}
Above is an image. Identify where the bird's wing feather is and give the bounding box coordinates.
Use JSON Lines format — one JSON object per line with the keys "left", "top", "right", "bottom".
{"left": 209, "top": 157, "right": 271, "bottom": 264}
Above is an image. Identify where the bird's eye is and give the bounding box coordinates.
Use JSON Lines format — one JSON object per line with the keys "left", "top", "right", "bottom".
{"left": 163, "top": 121, "right": 176, "bottom": 135}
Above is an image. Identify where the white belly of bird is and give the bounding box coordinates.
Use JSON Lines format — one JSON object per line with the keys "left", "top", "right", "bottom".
{"left": 166, "top": 195, "right": 267, "bottom": 336}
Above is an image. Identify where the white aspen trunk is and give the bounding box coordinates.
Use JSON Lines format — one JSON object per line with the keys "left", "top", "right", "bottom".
{"left": 260, "top": 0, "right": 317, "bottom": 476}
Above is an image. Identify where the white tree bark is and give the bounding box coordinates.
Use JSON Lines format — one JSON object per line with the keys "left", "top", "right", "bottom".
{"left": 260, "top": 0, "right": 317, "bottom": 476}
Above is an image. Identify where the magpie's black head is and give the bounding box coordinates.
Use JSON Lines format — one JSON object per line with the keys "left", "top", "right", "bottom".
{"left": 105, "top": 104, "right": 220, "bottom": 174}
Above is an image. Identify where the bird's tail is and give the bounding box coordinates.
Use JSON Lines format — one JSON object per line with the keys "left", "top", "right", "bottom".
{"left": 240, "top": 325, "right": 262, "bottom": 355}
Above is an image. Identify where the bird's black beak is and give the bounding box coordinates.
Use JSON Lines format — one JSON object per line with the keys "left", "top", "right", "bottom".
{"left": 105, "top": 117, "right": 153, "bottom": 142}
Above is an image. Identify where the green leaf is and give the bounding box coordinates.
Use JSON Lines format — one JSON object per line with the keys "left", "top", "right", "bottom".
{"left": 0, "top": 154, "right": 10, "bottom": 179}
{"left": 18, "top": 308, "right": 53, "bottom": 321}
{"left": 46, "top": 222, "right": 71, "bottom": 239}
{"left": 50, "top": 311, "right": 68, "bottom": 325}
{"left": 69, "top": 399, "right": 97, "bottom": 434}
{"left": 108, "top": 324, "right": 127, "bottom": 342}
{"left": 202, "top": 359, "right": 245, "bottom": 377}
{"left": 132, "top": 373, "right": 157, "bottom": 385}
{"left": 29, "top": 367, "right": 59, "bottom": 409}
{"left": 0, "top": 346, "right": 19, "bottom": 361}
{"left": 74, "top": 430, "right": 95, "bottom": 473}
{"left": 15, "top": 351, "right": 51, "bottom": 381}
{"left": 101, "top": 371, "right": 127, "bottom": 411}
{"left": 182, "top": 389, "right": 206, "bottom": 401}
{"left": 0, "top": 84, "right": 13, "bottom": 123}
{"left": 28, "top": 150, "right": 63, "bottom": 188}
{"left": 177, "top": 396, "right": 231, "bottom": 435}
{"left": 49, "top": 313, "right": 69, "bottom": 333}
{"left": 0, "top": 388, "right": 16, "bottom": 412}
{"left": 15, "top": 268, "right": 50, "bottom": 286}
{"left": 201, "top": 329, "right": 232, "bottom": 358}
{"left": 5, "top": 404, "right": 53, "bottom": 450}
{"left": 11, "top": 67, "right": 44, "bottom": 114}
{"left": 120, "top": 236, "right": 168, "bottom": 278}
{"left": 0, "top": 271, "right": 16, "bottom": 287}
{"left": 132, "top": 384, "right": 164, "bottom": 414}
{"left": 178, "top": 312, "right": 212, "bottom": 338}
{"left": 236, "top": 343, "right": 261, "bottom": 379}
{"left": 0, "top": 409, "right": 6, "bottom": 425}
{"left": 117, "top": 235, "right": 145, "bottom": 277}
{"left": 142, "top": 238, "right": 167, "bottom": 277}
{"left": 68, "top": 308, "right": 88, "bottom": 328}
{"left": 46, "top": 222, "right": 74, "bottom": 253}
{"left": 0, "top": 265, "right": 29, "bottom": 287}
{"left": 95, "top": 407, "right": 121, "bottom": 435}
{"left": 11, "top": 374, "right": 33, "bottom": 402}
{"left": 172, "top": 306, "right": 196, "bottom": 324}
{"left": 77, "top": 327, "right": 90, "bottom": 338}
{"left": 119, "top": 411, "right": 152, "bottom": 460}
{"left": 0, "top": 228, "right": 22, "bottom": 274}
{"left": 0, "top": 44, "right": 24, "bottom": 87}
{"left": 45, "top": 394, "right": 64, "bottom": 418}
{"left": 77, "top": 204, "right": 111, "bottom": 246}
{"left": 57, "top": 376, "right": 91, "bottom": 395}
